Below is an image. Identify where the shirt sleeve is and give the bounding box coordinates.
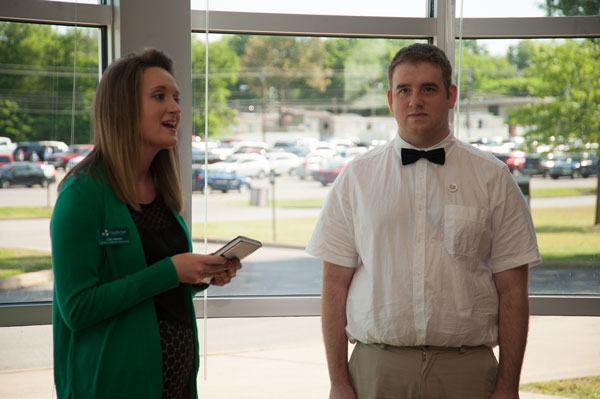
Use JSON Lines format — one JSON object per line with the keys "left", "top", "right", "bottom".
{"left": 305, "top": 168, "right": 359, "bottom": 267}
{"left": 51, "top": 178, "right": 179, "bottom": 331}
{"left": 489, "top": 168, "right": 542, "bottom": 273}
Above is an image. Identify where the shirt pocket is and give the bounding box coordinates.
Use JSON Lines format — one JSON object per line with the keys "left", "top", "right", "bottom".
{"left": 444, "top": 204, "right": 487, "bottom": 257}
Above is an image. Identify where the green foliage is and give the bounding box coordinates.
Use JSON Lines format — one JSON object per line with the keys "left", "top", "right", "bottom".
{"left": 191, "top": 38, "right": 241, "bottom": 137}
{"left": 507, "top": 40, "right": 600, "bottom": 149}
{"left": 0, "top": 22, "right": 98, "bottom": 144}
{"left": 543, "top": 0, "right": 600, "bottom": 16}
{"left": 456, "top": 48, "right": 521, "bottom": 98}
{"left": 240, "top": 36, "right": 332, "bottom": 121}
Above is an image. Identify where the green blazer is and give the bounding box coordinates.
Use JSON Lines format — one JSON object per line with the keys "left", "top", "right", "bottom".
{"left": 51, "top": 166, "right": 201, "bottom": 399}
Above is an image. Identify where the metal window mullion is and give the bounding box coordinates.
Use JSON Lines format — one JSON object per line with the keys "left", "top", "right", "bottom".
{"left": 191, "top": 10, "right": 436, "bottom": 38}
{"left": 0, "top": 0, "right": 111, "bottom": 26}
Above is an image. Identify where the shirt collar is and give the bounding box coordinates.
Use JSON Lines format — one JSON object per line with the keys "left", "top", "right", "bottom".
{"left": 393, "top": 130, "right": 456, "bottom": 159}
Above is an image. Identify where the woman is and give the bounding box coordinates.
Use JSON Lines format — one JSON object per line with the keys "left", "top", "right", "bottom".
{"left": 51, "top": 48, "right": 240, "bottom": 399}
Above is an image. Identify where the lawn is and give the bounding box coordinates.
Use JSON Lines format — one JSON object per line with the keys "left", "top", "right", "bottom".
{"left": 192, "top": 205, "right": 600, "bottom": 265}
{"left": 0, "top": 206, "right": 53, "bottom": 219}
{"left": 520, "top": 375, "right": 600, "bottom": 399}
{"left": 532, "top": 205, "right": 600, "bottom": 264}
{"left": 531, "top": 186, "right": 596, "bottom": 198}
{"left": 0, "top": 247, "right": 52, "bottom": 278}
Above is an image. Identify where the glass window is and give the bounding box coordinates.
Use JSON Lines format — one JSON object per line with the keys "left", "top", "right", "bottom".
{"left": 456, "top": 0, "right": 599, "bottom": 17}
{"left": 41, "top": 0, "right": 100, "bottom": 4}
{"left": 191, "top": 34, "right": 422, "bottom": 297}
{"left": 0, "top": 21, "right": 101, "bottom": 304}
{"left": 454, "top": 38, "right": 600, "bottom": 296}
{"left": 191, "top": 0, "right": 427, "bottom": 17}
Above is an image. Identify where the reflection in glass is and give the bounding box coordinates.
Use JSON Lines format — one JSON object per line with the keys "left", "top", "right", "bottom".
{"left": 454, "top": 38, "right": 599, "bottom": 295}
{"left": 0, "top": 22, "right": 100, "bottom": 304}
{"left": 191, "top": 34, "right": 418, "bottom": 296}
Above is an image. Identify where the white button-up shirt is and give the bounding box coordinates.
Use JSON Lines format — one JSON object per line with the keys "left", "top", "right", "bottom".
{"left": 306, "top": 133, "right": 541, "bottom": 347}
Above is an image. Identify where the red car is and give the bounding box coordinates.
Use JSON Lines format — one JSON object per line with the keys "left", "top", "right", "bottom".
{"left": 45, "top": 144, "right": 94, "bottom": 169}
{"left": 313, "top": 157, "right": 350, "bottom": 186}
{"left": 0, "top": 153, "right": 14, "bottom": 167}
{"left": 493, "top": 151, "right": 526, "bottom": 174}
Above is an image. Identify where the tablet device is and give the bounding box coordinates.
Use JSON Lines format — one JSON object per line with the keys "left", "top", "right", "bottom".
{"left": 214, "top": 235, "right": 262, "bottom": 260}
{"left": 199, "top": 236, "right": 262, "bottom": 284}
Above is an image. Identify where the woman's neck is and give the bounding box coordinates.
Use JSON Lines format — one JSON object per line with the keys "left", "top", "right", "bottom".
{"left": 135, "top": 150, "right": 158, "bottom": 204}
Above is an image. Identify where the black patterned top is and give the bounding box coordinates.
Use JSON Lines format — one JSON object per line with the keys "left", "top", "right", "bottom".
{"left": 129, "top": 195, "right": 195, "bottom": 399}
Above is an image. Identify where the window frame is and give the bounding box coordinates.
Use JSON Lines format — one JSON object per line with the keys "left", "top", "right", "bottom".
{"left": 0, "top": 0, "right": 599, "bottom": 327}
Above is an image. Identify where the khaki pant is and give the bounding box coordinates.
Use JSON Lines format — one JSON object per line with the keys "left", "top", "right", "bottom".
{"left": 348, "top": 342, "right": 498, "bottom": 399}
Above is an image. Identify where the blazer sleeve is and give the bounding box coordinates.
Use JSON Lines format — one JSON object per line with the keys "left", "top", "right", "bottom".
{"left": 51, "top": 177, "right": 179, "bottom": 331}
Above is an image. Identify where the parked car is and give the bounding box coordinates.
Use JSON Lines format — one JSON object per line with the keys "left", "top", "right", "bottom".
{"left": 192, "top": 165, "right": 252, "bottom": 193}
{"left": 579, "top": 152, "right": 598, "bottom": 178}
{"left": 0, "top": 153, "right": 14, "bottom": 167}
{"left": 45, "top": 143, "right": 94, "bottom": 169}
{"left": 313, "top": 157, "right": 350, "bottom": 186}
{"left": 547, "top": 152, "right": 597, "bottom": 179}
{"left": 65, "top": 147, "right": 94, "bottom": 169}
{"left": 266, "top": 151, "right": 301, "bottom": 175}
{"left": 0, "top": 136, "right": 16, "bottom": 153}
{"left": 208, "top": 153, "right": 270, "bottom": 178}
{"left": 493, "top": 151, "right": 526, "bottom": 174}
{"left": 0, "top": 161, "right": 56, "bottom": 188}
{"left": 191, "top": 146, "right": 225, "bottom": 164}
{"left": 13, "top": 141, "right": 68, "bottom": 161}
{"left": 292, "top": 148, "right": 336, "bottom": 180}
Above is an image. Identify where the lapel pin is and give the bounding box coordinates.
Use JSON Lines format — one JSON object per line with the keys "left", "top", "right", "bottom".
{"left": 448, "top": 184, "right": 458, "bottom": 192}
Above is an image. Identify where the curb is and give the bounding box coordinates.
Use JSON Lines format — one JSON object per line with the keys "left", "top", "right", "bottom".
{"left": 0, "top": 270, "right": 53, "bottom": 290}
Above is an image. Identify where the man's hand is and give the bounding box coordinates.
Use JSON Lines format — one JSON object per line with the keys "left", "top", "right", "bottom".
{"left": 329, "top": 383, "right": 357, "bottom": 399}
{"left": 490, "top": 390, "right": 520, "bottom": 399}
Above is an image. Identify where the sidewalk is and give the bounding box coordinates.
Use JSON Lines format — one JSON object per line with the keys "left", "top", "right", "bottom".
{"left": 1, "top": 316, "right": 598, "bottom": 398}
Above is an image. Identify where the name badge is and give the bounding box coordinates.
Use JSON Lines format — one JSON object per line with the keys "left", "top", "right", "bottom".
{"left": 99, "top": 228, "right": 130, "bottom": 246}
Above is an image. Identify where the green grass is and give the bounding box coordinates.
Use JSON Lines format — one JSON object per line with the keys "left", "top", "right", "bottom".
{"left": 0, "top": 207, "right": 53, "bottom": 219}
{"left": 0, "top": 247, "right": 52, "bottom": 278}
{"left": 192, "top": 217, "right": 318, "bottom": 246}
{"left": 531, "top": 186, "right": 596, "bottom": 197}
{"left": 531, "top": 205, "right": 600, "bottom": 264}
{"left": 520, "top": 376, "right": 600, "bottom": 399}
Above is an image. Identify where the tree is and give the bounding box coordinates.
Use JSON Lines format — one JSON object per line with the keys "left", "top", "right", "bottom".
{"left": 0, "top": 22, "right": 98, "bottom": 144}
{"left": 240, "top": 36, "right": 331, "bottom": 139}
{"left": 542, "top": 0, "right": 600, "bottom": 16}
{"left": 507, "top": 40, "right": 600, "bottom": 223}
{"left": 191, "top": 38, "right": 240, "bottom": 138}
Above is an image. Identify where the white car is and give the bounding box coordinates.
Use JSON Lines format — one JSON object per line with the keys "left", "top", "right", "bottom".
{"left": 208, "top": 153, "right": 270, "bottom": 178}
{"left": 266, "top": 152, "right": 301, "bottom": 175}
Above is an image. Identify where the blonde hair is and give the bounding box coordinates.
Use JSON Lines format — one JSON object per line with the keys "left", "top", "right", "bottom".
{"left": 61, "top": 48, "right": 184, "bottom": 214}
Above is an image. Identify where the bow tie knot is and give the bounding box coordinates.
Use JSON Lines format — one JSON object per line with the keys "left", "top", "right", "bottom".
{"left": 401, "top": 147, "right": 445, "bottom": 165}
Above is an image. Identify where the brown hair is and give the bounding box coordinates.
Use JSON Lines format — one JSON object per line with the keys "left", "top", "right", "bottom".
{"left": 387, "top": 43, "right": 453, "bottom": 97}
{"left": 60, "top": 48, "right": 184, "bottom": 213}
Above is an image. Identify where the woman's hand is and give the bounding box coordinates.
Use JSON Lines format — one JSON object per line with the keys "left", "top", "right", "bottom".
{"left": 170, "top": 253, "right": 229, "bottom": 285}
{"left": 211, "top": 259, "right": 242, "bottom": 286}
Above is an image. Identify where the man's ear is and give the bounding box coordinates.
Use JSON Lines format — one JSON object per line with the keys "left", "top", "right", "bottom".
{"left": 387, "top": 89, "right": 393, "bottom": 112}
{"left": 448, "top": 84, "right": 458, "bottom": 109}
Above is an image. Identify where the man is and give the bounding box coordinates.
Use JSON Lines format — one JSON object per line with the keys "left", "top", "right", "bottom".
{"left": 306, "top": 43, "right": 541, "bottom": 399}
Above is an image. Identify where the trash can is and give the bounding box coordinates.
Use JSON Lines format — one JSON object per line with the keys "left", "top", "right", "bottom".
{"left": 514, "top": 175, "right": 530, "bottom": 208}
{"left": 249, "top": 187, "right": 268, "bottom": 206}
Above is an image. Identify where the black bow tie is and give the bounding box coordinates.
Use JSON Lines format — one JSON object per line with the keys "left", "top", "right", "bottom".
{"left": 401, "top": 147, "right": 445, "bottom": 165}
